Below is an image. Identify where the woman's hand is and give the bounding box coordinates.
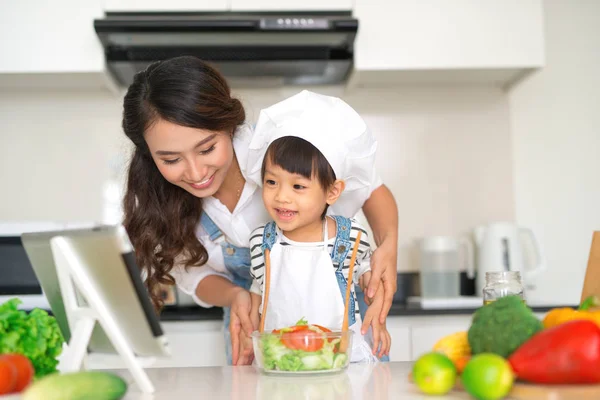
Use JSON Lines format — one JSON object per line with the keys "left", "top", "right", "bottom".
{"left": 229, "top": 288, "right": 255, "bottom": 365}
{"left": 367, "top": 238, "right": 398, "bottom": 323}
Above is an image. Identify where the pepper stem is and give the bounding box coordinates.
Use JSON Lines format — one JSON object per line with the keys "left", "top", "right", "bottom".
{"left": 578, "top": 296, "right": 600, "bottom": 310}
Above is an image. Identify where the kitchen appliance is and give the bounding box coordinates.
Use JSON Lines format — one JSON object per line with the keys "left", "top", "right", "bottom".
{"left": 93, "top": 11, "right": 358, "bottom": 87}
{"left": 474, "top": 222, "right": 545, "bottom": 297}
{"left": 417, "top": 236, "right": 475, "bottom": 299}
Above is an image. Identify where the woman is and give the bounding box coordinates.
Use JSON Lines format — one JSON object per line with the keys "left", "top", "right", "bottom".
{"left": 121, "top": 56, "right": 399, "bottom": 365}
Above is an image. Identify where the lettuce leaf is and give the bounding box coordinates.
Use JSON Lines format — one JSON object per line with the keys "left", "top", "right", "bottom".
{"left": 0, "top": 298, "right": 64, "bottom": 378}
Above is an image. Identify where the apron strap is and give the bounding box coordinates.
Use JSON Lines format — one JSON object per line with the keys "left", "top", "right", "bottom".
{"left": 340, "top": 230, "right": 361, "bottom": 351}
{"left": 258, "top": 229, "right": 362, "bottom": 335}
{"left": 258, "top": 248, "right": 272, "bottom": 333}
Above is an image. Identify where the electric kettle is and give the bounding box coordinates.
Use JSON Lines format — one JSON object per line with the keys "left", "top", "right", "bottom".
{"left": 473, "top": 222, "right": 545, "bottom": 296}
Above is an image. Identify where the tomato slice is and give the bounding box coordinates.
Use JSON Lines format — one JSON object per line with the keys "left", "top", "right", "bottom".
{"left": 0, "top": 358, "right": 16, "bottom": 395}
{"left": 272, "top": 325, "right": 309, "bottom": 335}
{"left": 280, "top": 330, "right": 325, "bottom": 352}
{"left": 271, "top": 320, "right": 333, "bottom": 352}
{"left": 310, "top": 324, "right": 332, "bottom": 333}
{"left": 0, "top": 354, "right": 33, "bottom": 393}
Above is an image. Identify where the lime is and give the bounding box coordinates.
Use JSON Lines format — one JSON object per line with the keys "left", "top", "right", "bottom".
{"left": 412, "top": 352, "right": 457, "bottom": 395}
{"left": 461, "top": 353, "right": 514, "bottom": 400}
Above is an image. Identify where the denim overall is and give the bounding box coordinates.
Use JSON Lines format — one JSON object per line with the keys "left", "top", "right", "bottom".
{"left": 262, "top": 215, "right": 389, "bottom": 361}
{"left": 200, "top": 213, "right": 253, "bottom": 365}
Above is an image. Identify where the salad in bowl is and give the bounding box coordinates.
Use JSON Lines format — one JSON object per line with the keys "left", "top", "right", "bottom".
{"left": 252, "top": 318, "right": 353, "bottom": 374}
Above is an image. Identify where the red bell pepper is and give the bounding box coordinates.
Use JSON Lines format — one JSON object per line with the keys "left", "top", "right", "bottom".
{"left": 508, "top": 319, "right": 600, "bottom": 384}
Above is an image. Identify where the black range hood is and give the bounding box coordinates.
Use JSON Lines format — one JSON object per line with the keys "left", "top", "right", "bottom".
{"left": 93, "top": 12, "right": 358, "bottom": 87}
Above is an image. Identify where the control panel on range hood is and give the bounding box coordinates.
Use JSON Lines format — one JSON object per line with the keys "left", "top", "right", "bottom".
{"left": 93, "top": 12, "right": 358, "bottom": 87}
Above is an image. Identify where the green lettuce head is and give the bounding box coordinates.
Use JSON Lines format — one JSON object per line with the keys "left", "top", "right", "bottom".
{"left": 0, "top": 298, "right": 64, "bottom": 378}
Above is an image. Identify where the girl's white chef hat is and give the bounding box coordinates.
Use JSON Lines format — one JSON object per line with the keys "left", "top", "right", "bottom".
{"left": 244, "top": 90, "right": 378, "bottom": 217}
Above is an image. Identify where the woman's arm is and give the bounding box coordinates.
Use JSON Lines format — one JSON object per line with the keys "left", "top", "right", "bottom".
{"left": 196, "top": 275, "right": 246, "bottom": 308}
{"left": 196, "top": 275, "right": 254, "bottom": 334}
{"left": 361, "top": 184, "right": 399, "bottom": 323}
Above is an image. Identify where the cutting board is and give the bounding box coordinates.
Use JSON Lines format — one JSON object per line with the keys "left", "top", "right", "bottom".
{"left": 453, "top": 378, "right": 600, "bottom": 400}
{"left": 581, "top": 231, "right": 600, "bottom": 303}
{"left": 408, "top": 374, "right": 600, "bottom": 399}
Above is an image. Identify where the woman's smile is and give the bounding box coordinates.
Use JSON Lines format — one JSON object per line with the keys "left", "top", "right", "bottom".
{"left": 188, "top": 174, "right": 215, "bottom": 190}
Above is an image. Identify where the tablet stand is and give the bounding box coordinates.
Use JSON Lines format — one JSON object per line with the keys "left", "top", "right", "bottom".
{"left": 50, "top": 236, "right": 156, "bottom": 394}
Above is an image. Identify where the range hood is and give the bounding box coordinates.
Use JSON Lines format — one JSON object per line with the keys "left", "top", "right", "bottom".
{"left": 93, "top": 12, "right": 358, "bottom": 87}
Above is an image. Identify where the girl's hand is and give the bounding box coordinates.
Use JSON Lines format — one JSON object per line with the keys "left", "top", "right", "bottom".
{"left": 361, "top": 282, "right": 391, "bottom": 358}
{"left": 236, "top": 329, "right": 255, "bottom": 366}
{"left": 229, "top": 288, "right": 254, "bottom": 365}
{"left": 359, "top": 272, "right": 373, "bottom": 306}
{"left": 367, "top": 238, "right": 398, "bottom": 323}
{"left": 370, "top": 320, "right": 391, "bottom": 358}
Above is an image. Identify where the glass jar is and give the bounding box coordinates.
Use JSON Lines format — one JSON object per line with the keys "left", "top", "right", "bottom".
{"left": 482, "top": 271, "right": 525, "bottom": 305}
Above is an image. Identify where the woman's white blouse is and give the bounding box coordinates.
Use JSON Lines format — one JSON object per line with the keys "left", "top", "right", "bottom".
{"left": 170, "top": 124, "right": 383, "bottom": 307}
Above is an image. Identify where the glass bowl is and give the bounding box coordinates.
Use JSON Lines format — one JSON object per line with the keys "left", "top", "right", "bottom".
{"left": 251, "top": 329, "right": 354, "bottom": 375}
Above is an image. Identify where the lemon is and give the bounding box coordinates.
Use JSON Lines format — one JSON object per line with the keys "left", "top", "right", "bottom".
{"left": 461, "top": 353, "right": 514, "bottom": 400}
{"left": 412, "top": 352, "right": 457, "bottom": 395}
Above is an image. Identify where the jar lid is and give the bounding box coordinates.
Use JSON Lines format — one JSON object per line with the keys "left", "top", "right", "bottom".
{"left": 419, "top": 236, "right": 460, "bottom": 252}
{"left": 485, "top": 271, "right": 522, "bottom": 281}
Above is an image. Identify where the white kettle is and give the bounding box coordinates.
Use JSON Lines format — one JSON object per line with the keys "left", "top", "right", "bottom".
{"left": 474, "top": 222, "right": 545, "bottom": 296}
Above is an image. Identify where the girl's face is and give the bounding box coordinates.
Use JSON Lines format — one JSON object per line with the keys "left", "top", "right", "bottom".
{"left": 262, "top": 158, "right": 342, "bottom": 239}
{"left": 145, "top": 118, "right": 234, "bottom": 198}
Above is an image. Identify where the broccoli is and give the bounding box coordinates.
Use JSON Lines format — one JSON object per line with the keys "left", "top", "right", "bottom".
{"left": 468, "top": 295, "right": 543, "bottom": 358}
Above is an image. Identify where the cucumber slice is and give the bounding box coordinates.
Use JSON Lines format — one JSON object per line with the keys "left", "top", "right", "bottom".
{"left": 332, "top": 353, "right": 348, "bottom": 369}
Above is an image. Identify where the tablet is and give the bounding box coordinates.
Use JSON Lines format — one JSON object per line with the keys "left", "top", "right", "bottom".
{"left": 21, "top": 225, "right": 169, "bottom": 357}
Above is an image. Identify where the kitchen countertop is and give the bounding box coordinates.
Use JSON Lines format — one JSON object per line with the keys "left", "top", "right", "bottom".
{"left": 114, "top": 362, "right": 470, "bottom": 400}
{"left": 158, "top": 303, "right": 575, "bottom": 321}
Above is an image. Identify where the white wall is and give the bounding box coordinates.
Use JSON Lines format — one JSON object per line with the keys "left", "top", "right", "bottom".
{"left": 0, "top": 91, "right": 126, "bottom": 222}
{"left": 508, "top": 0, "right": 600, "bottom": 304}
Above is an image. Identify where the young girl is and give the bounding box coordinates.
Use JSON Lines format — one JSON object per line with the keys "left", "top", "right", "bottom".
{"left": 241, "top": 91, "right": 392, "bottom": 363}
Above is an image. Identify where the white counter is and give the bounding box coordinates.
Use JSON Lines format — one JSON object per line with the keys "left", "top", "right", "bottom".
{"left": 114, "top": 362, "right": 470, "bottom": 400}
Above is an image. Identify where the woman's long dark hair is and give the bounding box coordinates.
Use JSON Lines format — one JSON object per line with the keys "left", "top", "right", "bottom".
{"left": 121, "top": 56, "right": 245, "bottom": 311}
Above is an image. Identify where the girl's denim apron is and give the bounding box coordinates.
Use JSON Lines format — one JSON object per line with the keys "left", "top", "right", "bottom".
{"left": 200, "top": 213, "right": 253, "bottom": 365}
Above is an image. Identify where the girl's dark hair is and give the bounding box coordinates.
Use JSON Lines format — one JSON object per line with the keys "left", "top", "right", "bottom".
{"left": 261, "top": 136, "right": 336, "bottom": 219}
{"left": 122, "top": 56, "right": 245, "bottom": 311}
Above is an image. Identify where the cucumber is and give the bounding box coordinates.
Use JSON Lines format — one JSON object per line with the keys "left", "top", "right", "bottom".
{"left": 22, "top": 371, "right": 127, "bottom": 400}
{"left": 332, "top": 353, "right": 348, "bottom": 369}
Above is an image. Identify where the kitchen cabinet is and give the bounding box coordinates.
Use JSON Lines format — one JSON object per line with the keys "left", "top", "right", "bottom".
{"left": 351, "top": 0, "right": 545, "bottom": 87}
{"left": 102, "top": 0, "right": 228, "bottom": 12}
{"left": 385, "top": 321, "right": 412, "bottom": 362}
{"left": 230, "top": 0, "right": 352, "bottom": 11}
{"left": 81, "top": 321, "right": 227, "bottom": 370}
{"left": 0, "top": 1, "right": 105, "bottom": 79}
{"left": 388, "top": 315, "right": 472, "bottom": 361}
{"left": 410, "top": 322, "right": 471, "bottom": 361}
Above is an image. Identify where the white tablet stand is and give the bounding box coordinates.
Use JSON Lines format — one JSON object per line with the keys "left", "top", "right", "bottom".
{"left": 50, "top": 236, "right": 157, "bottom": 394}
